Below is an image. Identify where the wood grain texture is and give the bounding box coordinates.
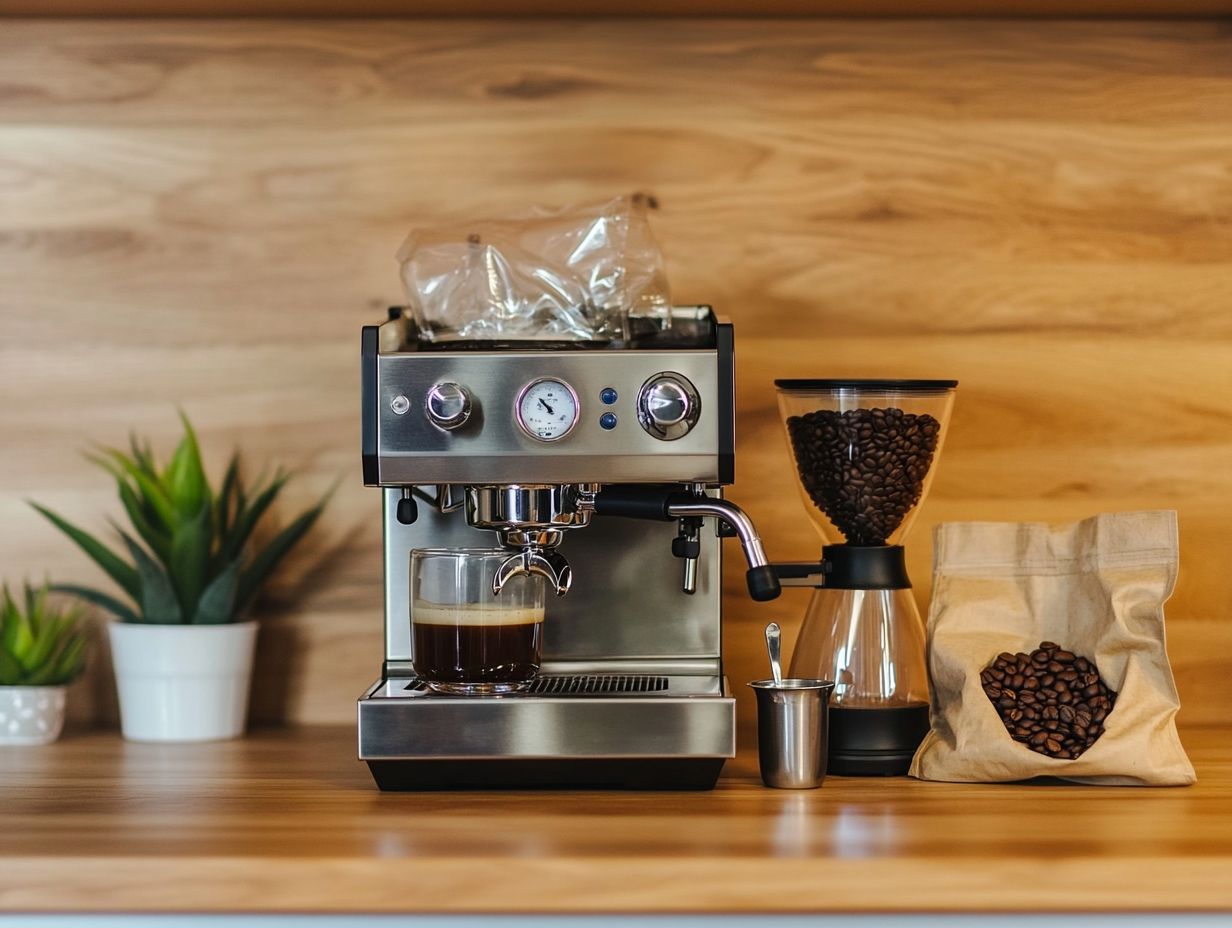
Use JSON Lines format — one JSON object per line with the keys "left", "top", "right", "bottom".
{"left": 0, "top": 19, "right": 1229, "bottom": 729}
{"left": 8, "top": 1, "right": 1232, "bottom": 16}
{"left": 0, "top": 725, "right": 1228, "bottom": 912}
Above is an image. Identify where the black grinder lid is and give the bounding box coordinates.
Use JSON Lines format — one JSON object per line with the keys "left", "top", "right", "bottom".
{"left": 775, "top": 378, "right": 958, "bottom": 392}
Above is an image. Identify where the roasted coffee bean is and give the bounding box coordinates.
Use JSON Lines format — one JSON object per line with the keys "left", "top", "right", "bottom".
{"left": 982, "top": 640, "right": 1117, "bottom": 759}
{"left": 785, "top": 407, "right": 942, "bottom": 544}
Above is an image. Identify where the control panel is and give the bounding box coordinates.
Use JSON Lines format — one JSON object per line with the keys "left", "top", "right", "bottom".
{"left": 374, "top": 350, "right": 723, "bottom": 485}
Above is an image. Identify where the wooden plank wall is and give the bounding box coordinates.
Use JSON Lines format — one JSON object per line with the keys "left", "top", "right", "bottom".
{"left": 11, "top": 1, "right": 1232, "bottom": 15}
{"left": 1, "top": 19, "right": 1229, "bottom": 730}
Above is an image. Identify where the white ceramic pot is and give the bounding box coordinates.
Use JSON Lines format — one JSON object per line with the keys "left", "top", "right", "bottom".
{"left": 109, "top": 620, "right": 258, "bottom": 743}
{"left": 0, "top": 686, "right": 67, "bottom": 745}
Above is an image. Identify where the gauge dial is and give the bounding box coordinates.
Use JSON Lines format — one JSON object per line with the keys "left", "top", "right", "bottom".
{"left": 515, "top": 378, "right": 580, "bottom": 441}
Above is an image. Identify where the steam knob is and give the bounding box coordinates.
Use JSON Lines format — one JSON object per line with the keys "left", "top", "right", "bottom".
{"left": 425, "top": 382, "right": 472, "bottom": 430}
{"left": 638, "top": 373, "right": 700, "bottom": 440}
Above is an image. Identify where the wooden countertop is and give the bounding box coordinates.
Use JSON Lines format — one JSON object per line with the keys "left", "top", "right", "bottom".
{"left": 1, "top": 725, "right": 1229, "bottom": 914}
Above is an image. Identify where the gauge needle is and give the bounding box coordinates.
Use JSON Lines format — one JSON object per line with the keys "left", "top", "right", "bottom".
{"left": 538, "top": 398, "right": 555, "bottom": 415}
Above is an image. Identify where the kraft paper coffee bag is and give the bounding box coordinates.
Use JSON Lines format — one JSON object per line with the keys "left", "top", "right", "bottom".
{"left": 910, "top": 510, "right": 1195, "bottom": 786}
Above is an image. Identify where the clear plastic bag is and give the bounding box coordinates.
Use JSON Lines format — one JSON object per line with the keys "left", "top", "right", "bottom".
{"left": 396, "top": 194, "right": 671, "bottom": 343}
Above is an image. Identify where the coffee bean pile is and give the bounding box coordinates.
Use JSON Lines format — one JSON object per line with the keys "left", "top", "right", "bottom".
{"left": 785, "top": 407, "right": 941, "bottom": 545}
{"left": 982, "top": 641, "right": 1117, "bottom": 760}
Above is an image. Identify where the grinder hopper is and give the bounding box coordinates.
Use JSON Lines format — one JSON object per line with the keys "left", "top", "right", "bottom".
{"left": 775, "top": 379, "right": 957, "bottom": 775}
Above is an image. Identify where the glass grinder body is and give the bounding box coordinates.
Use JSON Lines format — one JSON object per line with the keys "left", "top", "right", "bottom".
{"left": 771, "top": 379, "right": 958, "bottom": 776}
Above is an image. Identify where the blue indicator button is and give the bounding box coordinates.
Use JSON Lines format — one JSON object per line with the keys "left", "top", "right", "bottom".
{"left": 600, "top": 387, "right": 618, "bottom": 405}
{"left": 599, "top": 413, "right": 618, "bottom": 430}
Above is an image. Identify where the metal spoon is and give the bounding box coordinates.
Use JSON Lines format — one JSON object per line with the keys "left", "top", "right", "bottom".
{"left": 764, "top": 622, "right": 783, "bottom": 687}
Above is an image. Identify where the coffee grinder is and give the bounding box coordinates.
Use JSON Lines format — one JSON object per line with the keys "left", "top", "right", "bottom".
{"left": 770, "top": 380, "right": 957, "bottom": 775}
{"left": 358, "top": 305, "right": 781, "bottom": 790}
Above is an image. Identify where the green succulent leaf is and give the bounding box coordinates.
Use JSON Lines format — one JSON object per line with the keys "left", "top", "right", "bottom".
{"left": 51, "top": 583, "right": 140, "bottom": 624}
{"left": 215, "top": 452, "right": 240, "bottom": 541}
{"left": 0, "top": 581, "right": 88, "bottom": 685}
{"left": 24, "top": 582, "right": 46, "bottom": 635}
{"left": 0, "top": 648, "right": 22, "bottom": 686}
{"left": 29, "top": 503, "right": 142, "bottom": 603}
{"left": 117, "top": 476, "right": 172, "bottom": 565}
{"left": 220, "top": 472, "right": 288, "bottom": 564}
{"left": 119, "top": 531, "right": 182, "bottom": 624}
{"left": 53, "top": 633, "right": 87, "bottom": 682}
{"left": 98, "top": 448, "right": 178, "bottom": 532}
{"left": 170, "top": 502, "right": 211, "bottom": 620}
{"left": 194, "top": 558, "right": 241, "bottom": 625}
{"left": 165, "top": 411, "right": 209, "bottom": 518}
{"left": 2, "top": 608, "right": 34, "bottom": 669}
{"left": 129, "top": 432, "right": 158, "bottom": 478}
{"left": 236, "top": 500, "right": 327, "bottom": 613}
{"left": 20, "top": 614, "right": 66, "bottom": 673}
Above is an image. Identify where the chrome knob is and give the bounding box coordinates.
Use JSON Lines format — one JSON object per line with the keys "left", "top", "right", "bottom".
{"left": 637, "top": 373, "right": 700, "bottom": 440}
{"left": 424, "top": 382, "right": 471, "bottom": 431}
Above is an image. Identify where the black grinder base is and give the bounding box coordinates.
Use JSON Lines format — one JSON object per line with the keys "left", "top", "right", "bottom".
{"left": 827, "top": 703, "right": 931, "bottom": 776}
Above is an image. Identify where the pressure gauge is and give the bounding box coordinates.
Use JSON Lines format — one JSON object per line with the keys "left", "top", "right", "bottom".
{"left": 515, "top": 378, "right": 580, "bottom": 442}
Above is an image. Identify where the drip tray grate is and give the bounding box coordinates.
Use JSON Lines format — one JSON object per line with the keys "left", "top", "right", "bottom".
{"left": 405, "top": 674, "right": 669, "bottom": 696}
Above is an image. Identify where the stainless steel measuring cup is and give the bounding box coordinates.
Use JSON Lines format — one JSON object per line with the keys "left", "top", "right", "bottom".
{"left": 749, "top": 679, "right": 836, "bottom": 789}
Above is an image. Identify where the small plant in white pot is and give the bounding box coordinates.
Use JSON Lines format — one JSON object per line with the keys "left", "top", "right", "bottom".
{"left": 32, "top": 413, "right": 327, "bottom": 743}
{"left": 0, "top": 580, "right": 87, "bottom": 745}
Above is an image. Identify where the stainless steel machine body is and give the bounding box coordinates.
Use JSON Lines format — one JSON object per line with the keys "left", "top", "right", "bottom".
{"left": 358, "top": 306, "right": 776, "bottom": 789}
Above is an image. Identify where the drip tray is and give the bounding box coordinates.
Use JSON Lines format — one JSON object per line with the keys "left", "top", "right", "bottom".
{"left": 404, "top": 674, "right": 670, "bottom": 696}
{"left": 359, "top": 673, "right": 735, "bottom": 764}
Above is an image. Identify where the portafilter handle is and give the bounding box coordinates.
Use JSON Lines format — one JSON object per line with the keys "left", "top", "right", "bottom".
{"left": 493, "top": 547, "right": 572, "bottom": 597}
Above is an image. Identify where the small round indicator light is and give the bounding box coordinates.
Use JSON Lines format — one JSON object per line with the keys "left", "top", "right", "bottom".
{"left": 599, "top": 413, "right": 618, "bottom": 430}
{"left": 600, "top": 388, "right": 618, "bottom": 405}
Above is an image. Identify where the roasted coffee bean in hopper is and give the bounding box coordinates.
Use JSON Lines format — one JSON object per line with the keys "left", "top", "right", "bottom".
{"left": 785, "top": 407, "right": 942, "bottom": 545}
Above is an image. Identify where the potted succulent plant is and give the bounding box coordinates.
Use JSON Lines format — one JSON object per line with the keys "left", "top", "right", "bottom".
{"left": 0, "top": 580, "right": 87, "bottom": 745}
{"left": 31, "top": 413, "right": 327, "bottom": 743}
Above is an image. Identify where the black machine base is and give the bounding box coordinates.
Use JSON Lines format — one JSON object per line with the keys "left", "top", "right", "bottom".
{"left": 827, "top": 703, "right": 931, "bottom": 776}
{"left": 367, "top": 758, "right": 727, "bottom": 791}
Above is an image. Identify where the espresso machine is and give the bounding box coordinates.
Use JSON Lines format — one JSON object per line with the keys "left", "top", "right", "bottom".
{"left": 358, "top": 305, "right": 780, "bottom": 789}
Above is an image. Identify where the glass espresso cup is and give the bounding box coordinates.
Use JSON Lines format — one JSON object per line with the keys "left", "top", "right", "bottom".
{"left": 410, "top": 548, "right": 547, "bottom": 695}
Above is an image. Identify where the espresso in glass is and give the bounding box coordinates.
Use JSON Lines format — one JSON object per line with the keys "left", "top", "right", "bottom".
{"left": 411, "top": 549, "right": 546, "bottom": 695}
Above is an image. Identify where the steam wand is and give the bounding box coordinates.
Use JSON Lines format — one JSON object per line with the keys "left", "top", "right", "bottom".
{"left": 580, "top": 485, "right": 782, "bottom": 602}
